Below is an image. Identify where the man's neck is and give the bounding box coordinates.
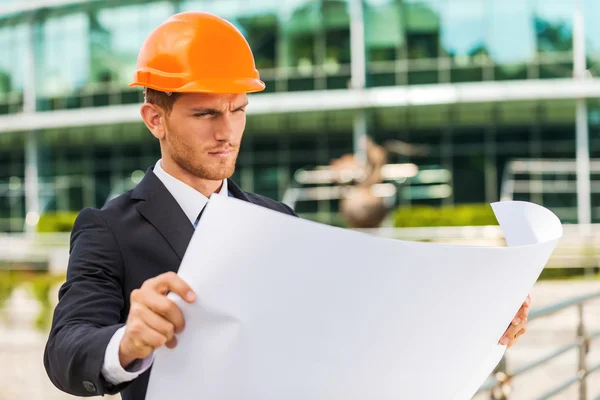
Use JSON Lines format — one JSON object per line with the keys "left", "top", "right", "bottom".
{"left": 160, "top": 158, "right": 222, "bottom": 198}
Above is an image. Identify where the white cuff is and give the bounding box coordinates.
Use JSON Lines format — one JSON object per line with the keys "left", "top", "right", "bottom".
{"left": 101, "top": 326, "right": 155, "bottom": 385}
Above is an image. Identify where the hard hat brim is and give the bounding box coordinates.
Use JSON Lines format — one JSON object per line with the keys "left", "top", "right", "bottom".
{"left": 129, "top": 77, "right": 266, "bottom": 94}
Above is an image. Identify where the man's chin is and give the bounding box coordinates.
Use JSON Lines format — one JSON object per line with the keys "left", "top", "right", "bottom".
{"left": 200, "top": 166, "right": 236, "bottom": 181}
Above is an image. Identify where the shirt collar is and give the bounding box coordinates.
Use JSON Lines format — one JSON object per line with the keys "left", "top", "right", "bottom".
{"left": 153, "top": 159, "right": 228, "bottom": 225}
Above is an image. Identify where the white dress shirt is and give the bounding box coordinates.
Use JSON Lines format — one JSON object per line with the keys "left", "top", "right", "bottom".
{"left": 101, "top": 159, "right": 228, "bottom": 385}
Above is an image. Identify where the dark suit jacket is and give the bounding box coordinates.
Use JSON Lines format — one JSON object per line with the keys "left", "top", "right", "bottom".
{"left": 44, "top": 168, "right": 297, "bottom": 400}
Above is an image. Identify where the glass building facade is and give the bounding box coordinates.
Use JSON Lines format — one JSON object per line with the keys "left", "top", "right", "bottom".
{"left": 1, "top": 0, "right": 600, "bottom": 232}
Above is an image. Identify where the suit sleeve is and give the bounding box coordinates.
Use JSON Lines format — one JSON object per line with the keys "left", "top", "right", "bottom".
{"left": 44, "top": 207, "right": 132, "bottom": 396}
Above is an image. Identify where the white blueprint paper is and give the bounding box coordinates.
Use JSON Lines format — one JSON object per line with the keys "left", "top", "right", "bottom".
{"left": 145, "top": 197, "right": 562, "bottom": 400}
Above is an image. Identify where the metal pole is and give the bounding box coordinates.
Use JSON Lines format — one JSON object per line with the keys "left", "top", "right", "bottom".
{"left": 25, "top": 132, "right": 40, "bottom": 233}
{"left": 490, "top": 356, "right": 509, "bottom": 400}
{"left": 484, "top": 129, "right": 498, "bottom": 203}
{"left": 23, "top": 15, "right": 40, "bottom": 235}
{"left": 576, "top": 100, "right": 591, "bottom": 226}
{"left": 349, "top": 0, "right": 367, "bottom": 163}
{"left": 353, "top": 112, "right": 368, "bottom": 163}
{"left": 576, "top": 303, "right": 588, "bottom": 400}
{"left": 574, "top": 0, "right": 591, "bottom": 229}
{"left": 349, "top": 0, "right": 366, "bottom": 90}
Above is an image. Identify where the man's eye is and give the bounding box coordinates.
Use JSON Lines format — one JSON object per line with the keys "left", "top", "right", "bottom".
{"left": 194, "top": 112, "right": 211, "bottom": 117}
{"left": 235, "top": 108, "right": 245, "bottom": 113}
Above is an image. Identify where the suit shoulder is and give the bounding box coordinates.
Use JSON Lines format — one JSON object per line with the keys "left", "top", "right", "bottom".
{"left": 243, "top": 191, "right": 297, "bottom": 217}
{"left": 99, "top": 189, "right": 135, "bottom": 214}
{"left": 73, "top": 189, "right": 134, "bottom": 226}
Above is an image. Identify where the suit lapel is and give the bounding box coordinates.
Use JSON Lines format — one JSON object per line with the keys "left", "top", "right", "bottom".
{"left": 132, "top": 169, "right": 195, "bottom": 260}
{"left": 131, "top": 167, "right": 254, "bottom": 260}
{"left": 226, "top": 179, "right": 253, "bottom": 203}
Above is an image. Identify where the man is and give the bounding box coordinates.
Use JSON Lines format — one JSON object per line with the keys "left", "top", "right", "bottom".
{"left": 43, "top": 11, "right": 531, "bottom": 400}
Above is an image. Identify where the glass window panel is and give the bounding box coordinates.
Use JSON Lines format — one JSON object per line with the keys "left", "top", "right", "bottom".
{"left": 410, "top": 105, "right": 449, "bottom": 127}
{"left": 323, "top": 0, "right": 350, "bottom": 67}
{"left": 533, "top": 0, "right": 573, "bottom": 54}
{"left": 455, "top": 103, "right": 491, "bottom": 125}
{"left": 0, "top": 23, "right": 26, "bottom": 113}
{"left": 487, "top": 0, "right": 535, "bottom": 80}
{"left": 404, "top": 0, "right": 441, "bottom": 60}
{"left": 500, "top": 101, "right": 539, "bottom": 125}
{"left": 323, "top": 0, "right": 350, "bottom": 88}
{"left": 450, "top": 67, "right": 483, "bottom": 83}
{"left": 325, "top": 109, "right": 354, "bottom": 132}
{"left": 278, "top": 2, "right": 320, "bottom": 90}
{"left": 368, "top": 72, "right": 396, "bottom": 87}
{"left": 288, "top": 111, "right": 326, "bottom": 132}
{"left": 13, "top": 25, "right": 27, "bottom": 95}
{"left": 440, "top": 0, "right": 486, "bottom": 83}
{"left": 539, "top": 62, "right": 573, "bottom": 79}
{"left": 365, "top": 0, "right": 402, "bottom": 87}
{"left": 440, "top": 0, "right": 485, "bottom": 58}
{"left": 365, "top": 0, "right": 403, "bottom": 62}
{"left": 452, "top": 154, "right": 485, "bottom": 203}
{"left": 93, "top": 2, "right": 173, "bottom": 87}
{"left": 496, "top": 127, "right": 533, "bottom": 146}
{"left": 36, "top": 12, "right": 89, "bottom": 99}
{"left": 280, "top": 0, "right": 320, "bottom": 71}
{"left": 494, "top": 64, "right": 528, "bottom": 81}
{"left": 184, "top": 1, "right": 281, "bottom": 71}
{"left": 327, "top": 132, "right": 353, "bottom": 159}
{"left": 543, "top": 99, "right": 576, "bottom": 124}
{"left": 407, "top": 69, "right": 438, "bottom": 84}
{"left": 236, "top": 2, "right": 278, "bottom": 70}
{"left": 584, "top": 0, "right": 600, "bottom": 66}
{"left": 289, "top": 134, "right": 319, "bottom": 184}
{"left": 253, "top": 166, "right": 281, "bottom": 200}
{"left": 181, "top": 0, "right": 233, "bottom": 16}
{"left": 488, "top": 0, "right": 535, "bottom": 63}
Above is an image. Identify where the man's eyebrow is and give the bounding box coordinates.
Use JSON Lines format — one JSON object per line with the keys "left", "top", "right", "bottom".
{"left": 189, "top": 107, "right": 218, "bottom": 113}
{"left": 233, "top": 101, "right": 249, "bottom": 110}
{"left": 188, "top": 101, "right": 248, "bottom": 113}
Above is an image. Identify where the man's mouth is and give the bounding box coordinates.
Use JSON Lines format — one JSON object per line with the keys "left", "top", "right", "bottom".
{"left": 208, "top": 148, "right": 233, "bottom": 158}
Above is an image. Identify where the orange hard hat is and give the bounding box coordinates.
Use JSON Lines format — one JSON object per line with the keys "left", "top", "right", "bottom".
{"left": 129, "top": 12, "right": 265, "bottom": 94}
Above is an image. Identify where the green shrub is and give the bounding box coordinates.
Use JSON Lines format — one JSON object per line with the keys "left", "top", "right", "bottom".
{"left": 393, "top": 203, "right": 498, "bottom": 227}
{"left": 37, "top": 211, "right": 79, "bottom": 233}
{"left": 30, "top": 273, "right": 65, "bottom": 331}
{"left": 0, "top": 271, "right": 16, "bottom": 311}
{"left": 539, "top": 267, "right": 600, "bottom": 281}
{"left": 0, "top": 271, "right": 65, "bottom": 331}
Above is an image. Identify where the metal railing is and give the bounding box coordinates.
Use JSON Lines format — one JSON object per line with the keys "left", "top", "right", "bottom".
{"left": 359, "top": 224, "right": 600, "bottom": 271}
{"left": 477, "top": 290, "right": 600, "bottom": 400}
{"left": 3, "top": 223, "right": 600, "bottom": 273}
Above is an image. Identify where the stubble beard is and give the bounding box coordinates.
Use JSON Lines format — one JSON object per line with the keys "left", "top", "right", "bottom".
{"left": 166, "top": 128, "right": 239, "bottom": 181}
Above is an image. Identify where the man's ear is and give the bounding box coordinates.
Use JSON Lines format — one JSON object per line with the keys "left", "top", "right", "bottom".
{"left": 140, "top": 103, "right": 167, "bottom": 140}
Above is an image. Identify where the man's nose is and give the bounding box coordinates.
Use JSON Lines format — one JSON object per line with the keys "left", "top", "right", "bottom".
{"left": 214, "top": 114, "right": 234, "bottom": 141}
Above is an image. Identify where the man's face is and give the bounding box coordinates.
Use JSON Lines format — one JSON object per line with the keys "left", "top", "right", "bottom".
{"left": 162, "top": 93, "right": 248, "bottom": 181}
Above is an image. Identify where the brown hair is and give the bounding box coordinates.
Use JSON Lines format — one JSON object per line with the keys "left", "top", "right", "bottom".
{"left": 144, "top": 88, "right": 181, "bottom": 114}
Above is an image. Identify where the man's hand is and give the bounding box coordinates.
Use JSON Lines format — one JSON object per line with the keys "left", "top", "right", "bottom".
{"left": 119, "top": 271, "right": 196, "bottom": 368}
{"left": 499, "top": 293, "right": 531, "bottom": 348}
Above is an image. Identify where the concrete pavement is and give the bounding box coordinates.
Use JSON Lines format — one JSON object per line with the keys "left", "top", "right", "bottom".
{"left": 1, "top": 281, "right": 599, "bottom": 400}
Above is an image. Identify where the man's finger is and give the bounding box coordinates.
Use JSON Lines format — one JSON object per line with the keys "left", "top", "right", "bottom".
{"left": 500, "top": 319, "right": 527, "bottom": 346}
{"left": 128, "top": 319, "right": 168, "bottom": 352}
{"left": 511, "top": 307, "right": 529, "bottom": 325}
{"left": 133, "top": 303, "right": 176, "bottom": 341}
{"left": 139, "top": 290, "right": 186, "bottom": 333}
{"left": 143, "top": 271, "right": 196, "bottom": 303}
{"left": 525, "top": 294, "right": 532, "bottom": 308}
{"left": 138, "top": 322, "right": 169, "bottom": 349}
{"left": 166, "top": 336, "right": 178, "bottom": 349}
{"left": 507, "top": 326, "right": 528, "bottom": 348}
